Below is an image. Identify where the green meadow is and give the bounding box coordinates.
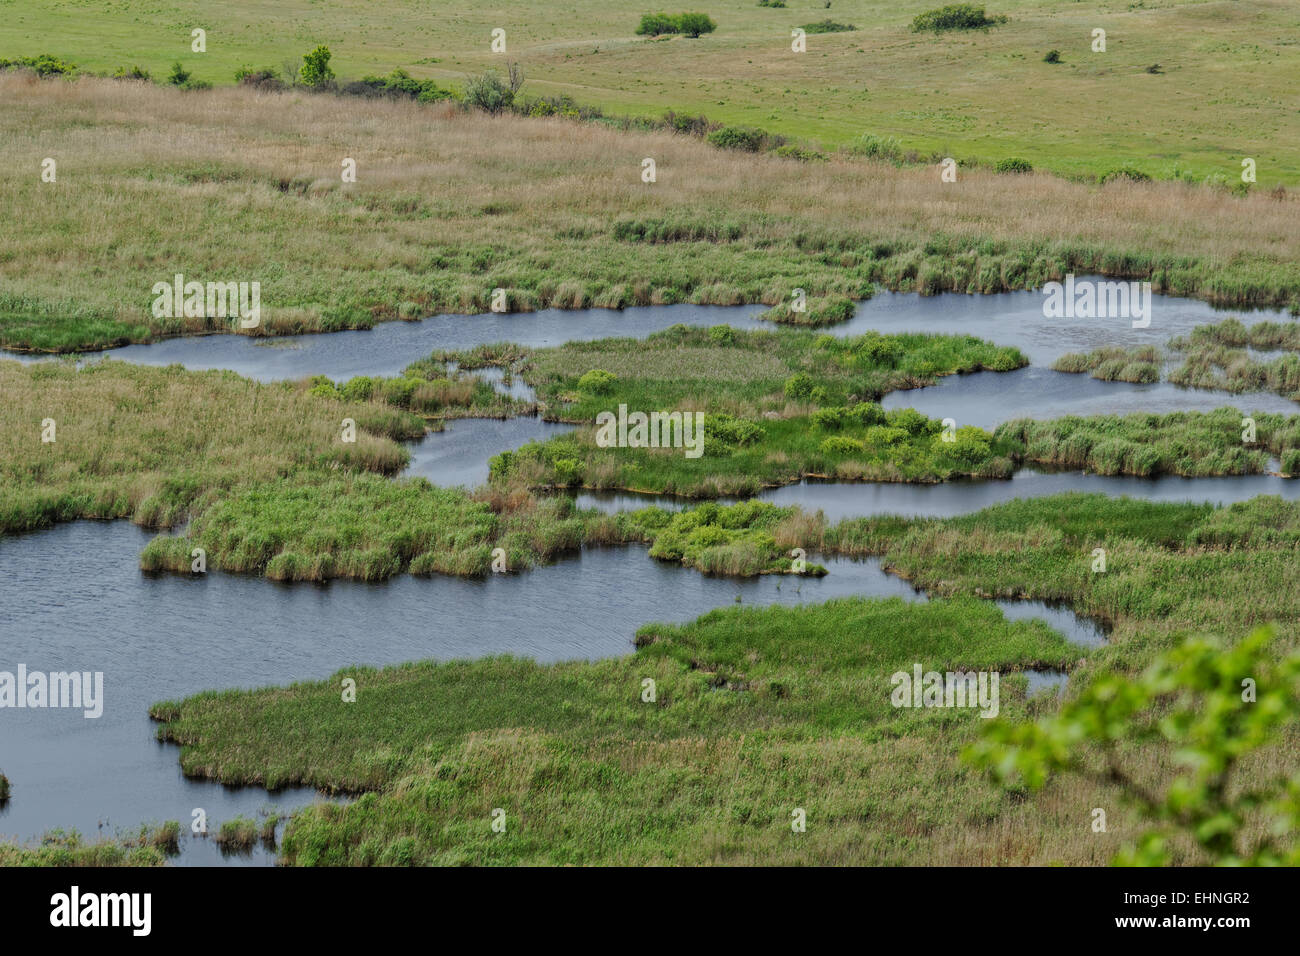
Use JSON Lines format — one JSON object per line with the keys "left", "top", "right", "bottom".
{"left": 4, "top": 0, "right": 1298, "bottom": 181}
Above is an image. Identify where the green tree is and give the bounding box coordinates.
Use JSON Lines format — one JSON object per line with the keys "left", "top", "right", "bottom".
{"left": 300, "top": 45, "right": 335, "bottom": 89}
{"left": 967, "top": 626, "right": 1300, "bottom": 865}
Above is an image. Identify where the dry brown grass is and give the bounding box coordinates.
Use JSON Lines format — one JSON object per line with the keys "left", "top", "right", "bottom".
{"left": 2, "top": 73, "right": 1297, "bottom": 350}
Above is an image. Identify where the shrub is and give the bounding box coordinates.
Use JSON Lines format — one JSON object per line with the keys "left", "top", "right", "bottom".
{"left": 707, "top": 125, "right": 781, "bottom": 152}
{"left": 524, "top": 94, "right": 601, "bottom": 120}
{"left": 462, "top": 70, "right": 515, "bottom": 114}
{"left": 1100, "top": 165, "right": 1152, "bottom": 184}
{"left": 886, "top": 407, "right": 934, "bottom": 436}
{"left": 637, "top": 14, "right": 677, "bottom": 36}
{"left": 552, "top": 458, "right": 583, "bottom": 486}
{"left": 856, "top": 332, "right": 901, "bottom": 367}
{"left": 707, "top": 414, "right": 764, "bottom": 447}
{"left": 1146, "top": 63, "right": 1163, "bottom": 74}
{"left": 300, "top": 45, "right": 335, "bottom": 89}
{"left": 862, "top": 426, "right": 909, "bottom": 448}
{"left": 911, "top": 5, "right": 1005, "bottom": 33}
{"left": 662, "top": 110, "right": 719, "bottom": 136}
{"left": 677, "top": 13, "right": 717, "bottom": 37}
{"left": 235, "top": 66, "right": 284, "bottom": 90}
{"left": 994, "top": 157, "right": 1033, "bottom": 174}
{"left": 784, "top": 372, "right": 815, "bottom": 400}
{"left": 113, "top": 65, "right": 151, "bottom": 81}
{"left": 819, "top": 435, "right": 865, "bottom": 455}
{"left": 345, "top": 68, "right": 453, "bottom": 103}
{"left": 771, "top": 144, "right": 828, "bottom": 162}
{"left": 850, "top": 402, "right": 887, "bottom": 426}
{"left": 577, "top": 369, "right": 618, "bottom": 394}
{"left": 0, "top": 54, "right": 76, "bottom": 76}
{"left": 811, "top": 407, "right": 849, "bottom": 429}
{"left": 969, "top": 627, "right": 1300, "bottom": 866}
{"left": 935, "top": 426, "right": 992, "bottom": 465}
{"left": 339, "top": 376, "right": 376, "bottom": 402}
{"left": 801, "top": 20, "right": 857, "bottom": 34}
{"left": 167, "top": 62, "right": 190, "bottom": 86}
{"left": 1043, "top": 50, "right": 1061, "bottom": 64}
{"left": 636, "top": 13, "right": 716, "bottom": 37}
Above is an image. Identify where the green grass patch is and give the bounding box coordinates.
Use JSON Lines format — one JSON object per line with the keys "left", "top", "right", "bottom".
{"left": 153, "top": 596, "right": 1080, "bottom": 864}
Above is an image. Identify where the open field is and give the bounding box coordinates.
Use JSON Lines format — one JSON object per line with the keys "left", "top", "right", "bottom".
{"left": 1, "top": 73, "right": 1298, "bottom": 351}
{"left": 3, "top": 0, "right": 1298, "bottom": 181}
{"left": 152, "top": 492, "right": 1300, "bottom": 865}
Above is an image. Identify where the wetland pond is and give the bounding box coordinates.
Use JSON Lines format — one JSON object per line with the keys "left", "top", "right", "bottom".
{"left": 4, "top": 283, "right": 1295, "bottom": 862}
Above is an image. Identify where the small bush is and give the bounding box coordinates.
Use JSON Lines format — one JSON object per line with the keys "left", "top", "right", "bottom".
{"left": 577, "top": 369, "right": 618, "bottom": 394}
{"left": 235, "top": 66, "right": 284, "bottom": 90}
{"left": 113, "top": 65, "right": 151, "bottom": 81}
{"left": 994, "top": 157, "right": 1033, "bottom": 174}
{"left": 1146, "top": 63, "right": 1163, "bottom": 74}
{"left": 851, "top": 402, "right": 888, "bottom": 426}
{"left": 1100, "top": 166, "right": 1152, "bottom": 184}
{"left": 1043, "top": 49, "right": 1061, "bottom": 64}
{"left": 344, "top": 68, "right": 453, "bottom": 103}
{"left": 784, "top": 372, "right": 815, "bottom": 400}
{"left": 708, "top": 125, "right": 783, "bottom": 152}
{"left": 771, "top": 144, "right": 827, "bottom": 162}
{"left": 820, "top": 435, "right": 865, "bottom": 455}
{"left": 167, "top": 62, "right": 190, "bottom": 86}
{"left": 662, "top": 110, "right": 719, "bottom": 136}
{"left": 300, "top": 45, "right": 335, "bottom": 89}
{"left": 801, "top": 20, "right": 857, "bottom": 34}
{"left": 911, "top": 5, "right": 1006, "bottom": 33}
{"left": 812, "top": 407, "right": 849, "bottom": 429}
{"left": 462, "top": 70, "right": 515, "bottom": 114}
{"left": 677, "top": 13, "right": 717, "bottom": 36}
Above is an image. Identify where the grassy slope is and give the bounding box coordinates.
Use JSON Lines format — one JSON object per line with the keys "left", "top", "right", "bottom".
{"left": 1, "top": 73, "right": 1298, "bottom": 351}
{"left": 154, "top": 492, "right": 1300, "bottom": 865}
{"left": 4, "top": 0, "right": 1297, "bottom": 181}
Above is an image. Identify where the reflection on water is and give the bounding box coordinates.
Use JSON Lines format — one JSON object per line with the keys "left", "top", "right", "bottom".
{"left": 880, "top": 365, "right": 1297, "bottom": 430}
{"left": 404, "top": 418, "right": 574, "bottom": 488}
{"left": 9, "top": 280, "right": 1284, "bottom": 386}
